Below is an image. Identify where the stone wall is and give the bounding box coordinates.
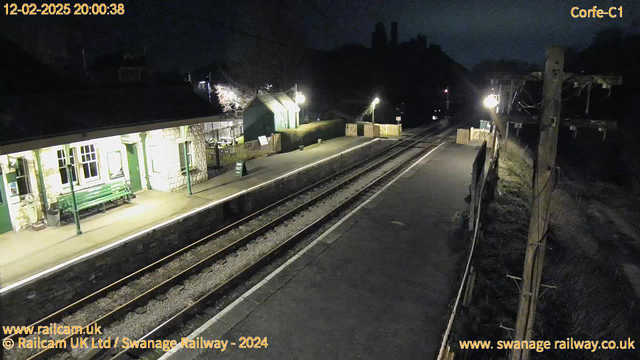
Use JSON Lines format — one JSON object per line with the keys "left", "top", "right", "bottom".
{"left": 1, "top": 126, "right": 209, "bottom": 233}
{"left": 146, "top": 124, "right": 207, "bottom": 192}
{"left": 1, "top": 139, "right": 392, "bottom": 325}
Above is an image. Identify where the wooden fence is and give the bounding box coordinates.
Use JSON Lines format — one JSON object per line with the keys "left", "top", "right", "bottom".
{"left": 345, "top": 123, "right": 357, "bottom": 137}
{"left": 457, "top": 127, "right": 498, "bottom": 149}
{"left": 206, "top": 135, "right": 280, "bottom": 178}
{"left": 470, "top": 127, "right": 492, "bottom": 143}
{"left": 437, "top": 129, "right": 501, "bottom": 360}
{"left": 378, "top": 124, "right": 402, "bottom": 136}
{"left": 456, "top": 129, "right": 470, "bottom": 145}
{"left": 364, "top": 123, "right": 380, "bottom": 138}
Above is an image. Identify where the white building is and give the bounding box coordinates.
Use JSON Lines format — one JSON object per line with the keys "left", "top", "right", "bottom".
{"left": 0, "top": 87, "right": 219, "bottom": 233}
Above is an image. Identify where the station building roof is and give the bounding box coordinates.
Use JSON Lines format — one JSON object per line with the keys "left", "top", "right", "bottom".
{"left": 246, "top": 92, "right": 299, "bottom": 114}
{"left": 0, "top": 86, "right": 221, "bottom": 154}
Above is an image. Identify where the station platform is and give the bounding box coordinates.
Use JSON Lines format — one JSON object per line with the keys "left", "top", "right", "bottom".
{"left": 0, "top": 136, "right": 379, "bottom": 289}
{"left": 166, "top": 142, "right": 478, "bottom": 360}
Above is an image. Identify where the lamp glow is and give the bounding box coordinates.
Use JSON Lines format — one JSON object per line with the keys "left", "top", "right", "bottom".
{"left": 483, "top": 94, "right": 499, "bottom": 108}
{"left": 372, "top": 97, "right": 380, "bottom": 106}
{"left": 296, "top": 92, "right": 306, "bottom": 104}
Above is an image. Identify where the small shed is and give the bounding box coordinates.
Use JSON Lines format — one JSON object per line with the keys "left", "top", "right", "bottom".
{"left": 243, "top": 92, "right": 299, "bottom": 141}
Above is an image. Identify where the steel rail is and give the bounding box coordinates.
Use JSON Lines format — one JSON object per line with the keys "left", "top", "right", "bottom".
{"left": 3, "top": 125, "right": 434, "bottom": 346}
{"left": 110, "top": 127, "right": 455, "bottom": 360}
{"left": 19, "top": 125, "right": 446, "bottom": 360}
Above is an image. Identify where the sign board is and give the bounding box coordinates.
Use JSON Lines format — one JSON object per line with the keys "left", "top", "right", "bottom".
{"left": 8, "top": 182, "right": 18, "bottom": 197}
{"left": 395, "top": 116, "right": 401, "bottom": 122}
{"left": 235, "top": 160, "right": 248, "bottom": 177}
{"left": 258, "top": 135, "right": 269, "bottom": 146}
{"left": 120, "top": 134, "right": 140, "bottom": 144}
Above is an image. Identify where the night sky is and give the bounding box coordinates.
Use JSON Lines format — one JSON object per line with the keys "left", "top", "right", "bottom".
{"left": 308, "top": 0, "right": 639, "bottom": 67}
{"left": 3, "top": 0, "right": 639, "bottom": 71}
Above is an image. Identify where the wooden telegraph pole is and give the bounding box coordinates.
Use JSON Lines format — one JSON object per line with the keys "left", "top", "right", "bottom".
{"left": 511, "top": 46, "right": 564, "bottom": 360}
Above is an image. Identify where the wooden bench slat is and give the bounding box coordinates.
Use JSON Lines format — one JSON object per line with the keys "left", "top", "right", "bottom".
{"left": 58, "top": 180, "right": 132, "bottom": 216}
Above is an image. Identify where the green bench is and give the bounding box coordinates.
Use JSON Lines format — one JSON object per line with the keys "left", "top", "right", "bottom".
{"left": 58, "top": 180, "right": 133, "bottom": 219}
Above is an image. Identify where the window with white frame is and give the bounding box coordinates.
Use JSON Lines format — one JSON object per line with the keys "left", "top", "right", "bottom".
{"left": 15, "top": 157, "right": 31, "bottom": 195}
{"left": 178, "top": 142, "right": 192, "bottom": 172}
{"left": 57, "top": 148, "right": 78, "bottom": 186}
{"left": 80, "top": 144, "right": 100, "bottom": 180}
{"left": 107, "top": 151, "right": 124, "bottom": 180}
{"left": 149, "top": 145, "right": 161, "bottom": 173}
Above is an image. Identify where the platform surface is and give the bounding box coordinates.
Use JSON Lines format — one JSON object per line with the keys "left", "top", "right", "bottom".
{"left": 172, "top": 142, "right": 478, "bottom": 360}
{"left": 0, "top": 136, "right": 378, "bottom": 288}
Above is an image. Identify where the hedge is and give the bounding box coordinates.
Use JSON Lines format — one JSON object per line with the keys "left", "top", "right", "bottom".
{"left": 278, "top": 119, "right": 347, "bottom": 152}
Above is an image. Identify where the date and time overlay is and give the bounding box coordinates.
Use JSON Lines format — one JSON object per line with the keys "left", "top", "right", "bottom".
{"left": 4, "top": 2, "right": 125, "bottom": 16}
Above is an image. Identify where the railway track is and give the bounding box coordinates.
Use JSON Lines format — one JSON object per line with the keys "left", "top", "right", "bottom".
{"left": 3, "top": 122, "right": 456, "bottom": 360}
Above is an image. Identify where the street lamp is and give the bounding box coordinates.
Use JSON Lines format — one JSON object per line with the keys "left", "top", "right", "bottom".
{"left": 371, "top": 97, "right": 380, "bottom": 124}
{"left": 483, "top": 94, "right": 499, "bottom": 109}
{"left": 296, "top": 92, "right": 305, "bottom": 126}
{"left": 444, "top": 87, "right": 450, "bottom": 114}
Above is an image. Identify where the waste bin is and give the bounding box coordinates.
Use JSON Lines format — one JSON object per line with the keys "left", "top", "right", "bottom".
{"left": 454, "top": 211, "right": 470, "bottom": 229}
{"left": 46, "top": 209, "right": 60, "bottom": 227}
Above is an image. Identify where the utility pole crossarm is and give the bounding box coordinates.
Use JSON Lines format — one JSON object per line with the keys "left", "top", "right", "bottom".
{"left": 565, "top": 74, "right": 623, "bottom": 87}
{"left": 491, "top": 72, "right": 621, "bottom": 86}
{"left": 502, "top": 114, "right": 618, "bottom": 130}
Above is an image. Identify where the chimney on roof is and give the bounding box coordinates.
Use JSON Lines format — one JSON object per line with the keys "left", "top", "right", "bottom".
{"left": 371, "top": 22, "right": 387, "bottom": 50}
{"left": 417, "top": 34, "right": 427, "bottom": 48}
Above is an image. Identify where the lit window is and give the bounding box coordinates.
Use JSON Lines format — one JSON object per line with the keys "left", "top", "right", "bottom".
{"left": 80, "top": 144, "right": 100, "bottom": 180}
{"left": 57, "top": 149, "right": 78, "bottom": 185}
{"left": 15, "top": 157, "right": 31, "bottom": 195}
{"left": 107, "top": 151, "right": 124, "bottom": 180}
{"left": 178, "top": 142, "right": 192, "bottom": 172}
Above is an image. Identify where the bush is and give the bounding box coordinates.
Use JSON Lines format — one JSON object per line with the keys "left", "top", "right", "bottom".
{"left": 278, "top": 119, "right": 346, "bottom": 152}
{"left": 452, "top": 140, "right": 640, "bottom": 360}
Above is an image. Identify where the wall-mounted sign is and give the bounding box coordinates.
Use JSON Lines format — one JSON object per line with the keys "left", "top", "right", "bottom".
{"left": 8, "top": 182, "right": 18, "bottom": 197}
{"left": 121, "top": 134, "right": 140, "bottom": 144}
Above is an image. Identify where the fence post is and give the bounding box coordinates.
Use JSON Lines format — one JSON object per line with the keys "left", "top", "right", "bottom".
{"left": 215, "top": 143, "right": 220, "bottom": 168}
{"left": 469, "top": 168, "right": 476, "bottom": 232}
{"left": 463, "top": 266, "right": 476, "bottom": 307}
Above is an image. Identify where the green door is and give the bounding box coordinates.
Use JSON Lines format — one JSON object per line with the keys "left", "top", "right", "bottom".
{"left": 0, "top": 172, "right": 13, "bottom": 234}
{"left": 125, "top": 144, "right": 143, "bottom": 192}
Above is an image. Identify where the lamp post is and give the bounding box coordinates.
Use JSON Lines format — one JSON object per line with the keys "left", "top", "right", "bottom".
{"left": 444, "top": 87, "right": 450, "bottom": 114}
{"left": 483, "top": 94, "right": 499, "bottom": 109}
{"left": 371, "top": 97, "right": 380, "bottom": 124}
{"left": 295, "top": 92, "right": 305, "bottom": 127}
{"left": 64, "top": 144, "right": 82, "bottom": 235}
{"left": 180, "top": 126, "right": 192, "bottom": 196}
{"left": 483, "top": 93, "right": 506, "bottom": 149}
